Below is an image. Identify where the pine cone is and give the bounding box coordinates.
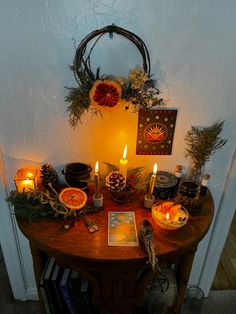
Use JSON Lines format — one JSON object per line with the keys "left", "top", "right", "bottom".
{"left": 40, "top": 163, "right": 59, "bottom": 191}
{"left": 105, "top": 171, "right": 126, "bottom": 191}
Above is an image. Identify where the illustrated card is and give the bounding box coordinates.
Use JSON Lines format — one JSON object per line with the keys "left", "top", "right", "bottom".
{"left": 136, "top": 108, "right": 178, "bottom": 155}
{"left": 108, "top": 212, "right": 138, "bottom": 246}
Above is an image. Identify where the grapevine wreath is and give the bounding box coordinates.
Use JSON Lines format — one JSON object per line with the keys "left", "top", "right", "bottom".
{"left": 65, "top": 24, "right": 165, "bottom": 127}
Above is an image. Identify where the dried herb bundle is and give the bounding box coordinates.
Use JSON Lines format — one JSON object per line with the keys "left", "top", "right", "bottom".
{"left": 185, "top": 120, "right": 227, "bottom": 169}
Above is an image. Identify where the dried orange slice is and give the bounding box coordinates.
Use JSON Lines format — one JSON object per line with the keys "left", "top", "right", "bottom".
{"left": 59, "top": 187, "right": 87, "bottom": 210}
{"left": 89, "top": 80, "right": 122, "bottom": 110}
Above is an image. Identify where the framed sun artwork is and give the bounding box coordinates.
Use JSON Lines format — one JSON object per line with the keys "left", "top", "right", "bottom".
{"left": 136, "top": 108, "right": 178, "bottom": 155}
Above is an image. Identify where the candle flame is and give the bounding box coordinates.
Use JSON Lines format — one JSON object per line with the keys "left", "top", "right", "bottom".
{"left": 95, "top": 161, "right": 99, "bottom": 173}
{"left": 23, "top": 178, "right": 32, "bottom": 185}
{"left": 153, "top": 163, "right": 158, "bottom": 175}
{"left": 166, "top": 212, "right": 170, "bottom": 220}
{"left": 122, "top": 144, "right": 127, "bottom": 159}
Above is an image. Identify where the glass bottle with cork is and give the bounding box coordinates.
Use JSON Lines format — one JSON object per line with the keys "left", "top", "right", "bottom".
{"left": 174, "top": 165, "right": 183, "bottom": 184}
{"left": 200, "top": 174, "right": 210, "bottom": 196}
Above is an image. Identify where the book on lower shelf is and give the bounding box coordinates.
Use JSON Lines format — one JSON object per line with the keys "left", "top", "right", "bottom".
{"left": 69, "top": 270, "right": 93, "bottom": 314}
{"left": 39, "top": 256, "right": 55, "bottom": 314}
{"left": 40, "top": 258, "right": 93, "bottom": 314}
{"left": 40, "top": 256, "right": 56, "bottom": 314}
{"left": 51, "top": 263, "right": 67, "bottom": 313}
{"left": 58, "top": 268, "right": 80, "bottom": 314}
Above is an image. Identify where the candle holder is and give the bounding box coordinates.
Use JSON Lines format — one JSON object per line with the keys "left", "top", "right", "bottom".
{"left": 144, "top": 194, "right": 155, "bottom": 209}
{"left": 14, "top": 168, "right": 38, "bottom": 192}
{"left": 93, "top": 194, "right": 103, "bottom": 208}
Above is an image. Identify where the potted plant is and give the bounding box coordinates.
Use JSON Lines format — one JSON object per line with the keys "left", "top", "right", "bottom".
{"left": 177, "top": 120, "right": 227, "bottom": 210}
{"left": 105, "top": 167, "right": 144, "bottom": 203}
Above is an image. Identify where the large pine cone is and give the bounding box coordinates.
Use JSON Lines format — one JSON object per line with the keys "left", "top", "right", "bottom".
{"left": 40, "top": 163, "right": 59, "bottom": 190}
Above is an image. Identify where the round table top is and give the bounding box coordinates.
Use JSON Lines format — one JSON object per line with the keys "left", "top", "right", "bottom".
{"left": 16, "top": 189, "right": 214, "bottom": 266}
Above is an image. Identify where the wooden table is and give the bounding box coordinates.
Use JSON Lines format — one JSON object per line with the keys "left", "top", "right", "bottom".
{"left": 16, "top": 189, "right": 214, "bottom": 314}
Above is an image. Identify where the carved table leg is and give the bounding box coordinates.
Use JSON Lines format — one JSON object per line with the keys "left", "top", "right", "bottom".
{"left": 173, "top": 247, "right": 197, "bottom": 314}
{"left": 29, "top": 242, "right": 46, "bottom": 314}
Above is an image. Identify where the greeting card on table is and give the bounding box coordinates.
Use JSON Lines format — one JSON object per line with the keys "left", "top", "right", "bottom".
{"left": 136, "top": 108, "right": 178, "bottom": 155}
{"left": 108, "top": 212, "right": 138, "bottom": 246}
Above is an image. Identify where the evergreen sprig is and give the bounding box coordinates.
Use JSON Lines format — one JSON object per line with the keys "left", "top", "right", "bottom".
{"left": 6, "top": 190, "right": 54, "bottom": 221}
{"left": 6, "top": 188, "right": 68, "bottom": 221}
{"left": 185, "top": 120, "right": 227, "bottom": 169}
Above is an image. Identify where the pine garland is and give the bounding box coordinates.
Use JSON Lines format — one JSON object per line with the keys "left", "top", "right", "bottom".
{"left": 6, "top": 188, "right": 68, "bottom": 221}
{"left": 185, "top": 120, "right": 227, "bottom": 169}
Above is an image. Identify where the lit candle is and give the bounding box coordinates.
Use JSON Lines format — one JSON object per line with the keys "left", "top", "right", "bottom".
{"left": 20, "top": 178, "right": 34, "bottom": 192}
{"left": 166, "top": 212, "right": 170, "bottom": 221}
{"left": 14, "top": 169, "right": 38, "bottom": 192}
{"left": 147, "top": 163, "right": 158, "bottom": 199}
{"left": 94, "top": 161, "right": 101, "bottom": 198}
{"left": 119, "top": 144, "right": 128, "bottom": 181}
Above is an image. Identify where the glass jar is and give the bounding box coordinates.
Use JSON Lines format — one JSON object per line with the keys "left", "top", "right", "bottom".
{"left": 176, "top": 159, "right": 204, "bottom": 212}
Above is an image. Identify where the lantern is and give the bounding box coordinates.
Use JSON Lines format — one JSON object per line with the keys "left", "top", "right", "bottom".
{"left": 14, "top": 169, "right": 38, "bottom": 192}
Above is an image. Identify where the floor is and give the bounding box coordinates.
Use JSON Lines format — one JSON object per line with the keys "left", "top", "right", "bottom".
{"left": 1, "top": 247, "right": 236, "bottom": 314}
{"left": 212, "top": 211, "right": 236, "bottom": 290}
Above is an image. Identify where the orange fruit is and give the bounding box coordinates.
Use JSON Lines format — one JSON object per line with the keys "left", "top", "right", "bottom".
{"left": 89, "top": 80, "right": 122, "bottom": 110}
{"left": 59, "top": 187, "right": 87, "bottom": 210}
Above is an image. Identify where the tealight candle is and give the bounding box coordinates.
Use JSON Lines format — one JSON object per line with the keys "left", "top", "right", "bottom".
{"left": 166, "top": 212, "right": 170, "bottom": 221}
{"left": 119, "top": 144, "right": 128, "bottom": 181}
{"left": 147, "top": 163, "right": 158, "bottom": 199}
{"left": 94, "top": 161, "right": 100, "bottom": 198}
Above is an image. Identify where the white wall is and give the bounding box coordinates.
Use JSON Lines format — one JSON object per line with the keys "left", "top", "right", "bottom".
{"left": 0, "top": 0, "right": 235, "bottom": 299}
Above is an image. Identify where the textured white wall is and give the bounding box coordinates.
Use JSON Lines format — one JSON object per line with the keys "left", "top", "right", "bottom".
{"left": 0, "top": 0, "right": 235, "bottom": 297}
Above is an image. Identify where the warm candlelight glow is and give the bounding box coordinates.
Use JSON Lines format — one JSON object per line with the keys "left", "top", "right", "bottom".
{"left": 14, "top": 168, "right": 38, "bottom": 192}
{"left": 166, "top": 212, "right": 170, "bottom": 220}
{"left": 119, "top": 145, "right": 128, "bottom": 181}
{"left": 94, "top": 161, "right": 100, "bottom": 198}
{"left": 153, "top": 163, "right": 158, "bottom": 175}
{"left": 122, "top": 144, "right": 127, "bottom": 160}
{"left": 95, "top": 161, "right": 99, "bottom": 173}
{"left": 147, "top": 163, "right": 158, "bottom": 199}
{"left": 23, "top": 178, "right": 32, "bottom": 185}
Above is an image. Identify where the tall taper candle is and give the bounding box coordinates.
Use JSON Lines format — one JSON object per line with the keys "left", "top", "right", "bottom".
{"left": 147, "top": 163, "right": 158, "bottom": 199}
{"left": 94, "top": 161, "right": 100, "bottom": 198}
{"left": 119, "top": 144, "right": 128, "bottom": 181}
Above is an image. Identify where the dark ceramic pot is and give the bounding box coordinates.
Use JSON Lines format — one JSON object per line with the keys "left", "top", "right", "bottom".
{"left": 62, "top": 163, "right": 92, "bottom": 191}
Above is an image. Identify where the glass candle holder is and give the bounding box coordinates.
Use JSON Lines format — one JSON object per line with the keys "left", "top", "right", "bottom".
{"left": 14, "top": 169, "right": 38, "bottom": 192}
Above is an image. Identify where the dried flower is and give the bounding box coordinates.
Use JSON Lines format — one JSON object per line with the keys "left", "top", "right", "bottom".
{"left": 128, "top": 67, "right": 149, "bottom": 90}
